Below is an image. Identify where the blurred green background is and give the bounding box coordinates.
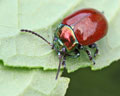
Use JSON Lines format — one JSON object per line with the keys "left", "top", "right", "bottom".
{"left": 64, "top": 60, "right": 120, "bottom": 96}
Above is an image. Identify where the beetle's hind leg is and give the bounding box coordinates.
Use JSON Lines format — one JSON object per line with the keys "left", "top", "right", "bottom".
{"left": 85, "top": 49, "right": 95, "bottom": 65}
{"left": 88, "top": 43, "right": 99, "bottom": 57}
{"left": 77, "top": 44, "right": 95, "bottom": 64}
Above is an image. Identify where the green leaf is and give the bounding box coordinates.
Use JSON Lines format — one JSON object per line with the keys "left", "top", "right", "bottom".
{"left": 0, "top": 62, "right": 70, "bottom": 96}
{"left": 0, "top": 0, "right": 120, "bottom": 72}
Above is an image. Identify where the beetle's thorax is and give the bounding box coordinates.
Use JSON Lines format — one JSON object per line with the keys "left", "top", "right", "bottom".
{"left": 53, "top": 24, "right": 78, "bottom": 52}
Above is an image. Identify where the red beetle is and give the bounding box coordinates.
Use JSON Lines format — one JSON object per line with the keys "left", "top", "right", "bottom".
{"left": 21, "top": 8, "right": 108, "bottom": 79}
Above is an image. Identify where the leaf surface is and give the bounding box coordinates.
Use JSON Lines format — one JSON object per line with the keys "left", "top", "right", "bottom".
{"left": 0, "top": 0, "right": 120, "bottom": 72}
{"left": 0, "top": 62, "right": 69, "bottom": 96}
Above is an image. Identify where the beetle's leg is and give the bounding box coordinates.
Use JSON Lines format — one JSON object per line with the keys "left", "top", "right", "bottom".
{"left": 74, "top": 49, "right": 80, "bottom": 58}
{"left": 88, "top": 43, "right": 99, "bottom": 57}
{"left": 52, "top": 37, "right": 59, "bottom": 53}
{"left": 70, "top": 44, "right": 83, "bottom": 58}
{"left": 68, "top": 44, "right": 82, "bottom": 58}
{"left": 85, "top": 49, "right": 95, "bottom": 65}
{"left": 56, "top": 52, "right": 63, "bottom": 80}
{"left": 52, "top": 37, "right": 58, "bottom": 49}
{"left": 61, "top": 47, "right": 66, "bottom": 68}
{"left": 77, "top": 44, "right": 95, "bottom": 64}
{"left": 62, "top": 56, "right": 66, "bottom": 68}
{"left": 66, "top": 49, "right": 80, "bottom": 58}
{"left": 78, "top": 44, "right": 84, "bottom": 50}
{"left": 55, "top": 47, "right": 66, "bottom": 80}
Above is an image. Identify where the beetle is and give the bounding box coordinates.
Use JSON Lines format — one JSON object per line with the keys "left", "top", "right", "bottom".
{"left": 21, "top": 8, "right": 108, "bottom": 79}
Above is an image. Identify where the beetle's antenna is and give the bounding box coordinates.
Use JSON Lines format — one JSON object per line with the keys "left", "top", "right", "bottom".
{"left": 21, "top": 29, "right": 52, "bottom": 46}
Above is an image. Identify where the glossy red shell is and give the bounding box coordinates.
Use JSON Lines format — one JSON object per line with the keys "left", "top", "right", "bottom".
{"left": 62, "top": 8, "right": 108, "bottom": 45}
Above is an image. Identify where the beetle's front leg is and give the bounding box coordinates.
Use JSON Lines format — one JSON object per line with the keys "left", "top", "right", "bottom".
{"left": 62, "top": 56, "right": 66, "bottom": 68}
{"left": 61, "top": 47, "right": 66, "bottom": 68}
{"left": 55, "top": 47, "right": 66, "bottom": 80}
{"left": 52, "top": 37, "right": 58, "bottom": 49}
{"left": 56, "top": 52, "right": 63, "bottom": 80}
